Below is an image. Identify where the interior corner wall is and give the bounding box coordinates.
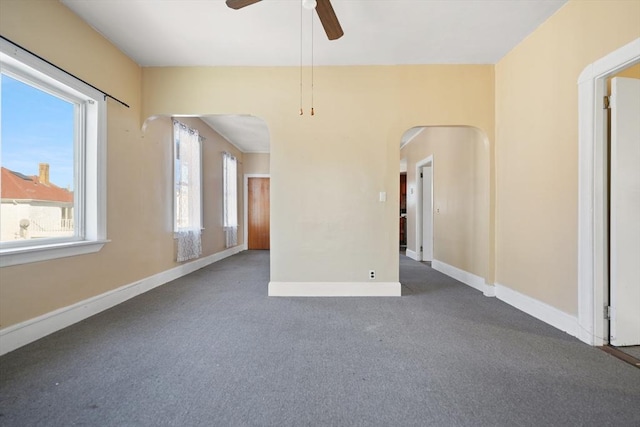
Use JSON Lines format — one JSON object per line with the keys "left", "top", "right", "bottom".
{"left": 401, "top": 127, "right": 489, "bottom": 281}
{"left": 495, "top": 0, "right": 640, "bottom": 315}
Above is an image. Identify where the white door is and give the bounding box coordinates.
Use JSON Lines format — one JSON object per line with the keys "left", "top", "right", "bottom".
{"left": 422, "top": 166, "right": 433, "bottom": 261}
{"left": 610, "top": 77, "right": 640, "bottom": 346}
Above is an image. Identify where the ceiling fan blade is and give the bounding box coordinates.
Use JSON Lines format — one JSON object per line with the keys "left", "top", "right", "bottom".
{"left": 315, "top": 0, "right": 344, "bottom": 40}
{"left": 226, "top": 0, "right": 261, "bottom": 10}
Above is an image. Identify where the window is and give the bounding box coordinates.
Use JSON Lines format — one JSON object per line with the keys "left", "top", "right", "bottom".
{"left": 0, "top": 39, "right": 107, "bottom": 267}
{"left": 173, "top": 120, "right": 202, "bottom": 232}
{"left": 173, "top": 120, "right": 202, "bottom": 262}
{"left": 223, "top": 152, "right": 238, "bottom": 247}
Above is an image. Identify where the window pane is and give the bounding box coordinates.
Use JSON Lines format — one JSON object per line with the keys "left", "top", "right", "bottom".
{"left": 173, "top": 121, "right": 201, "bottom": 232}
{"left": 1, "top": 74, "right": 76, "bottom": 242}
{"left": 223, "top": 154, "right": 238, "bottom": 228}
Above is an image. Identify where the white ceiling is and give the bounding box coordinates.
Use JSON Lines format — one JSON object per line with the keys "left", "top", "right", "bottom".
{"left": 61, "top": 0, "right": 567, "bottom": 152}
{"left": 62, "top": 0, "right": 567, "bottom": 67}
{"left": 200, "top": 115, "right": 270, "bottom": 153}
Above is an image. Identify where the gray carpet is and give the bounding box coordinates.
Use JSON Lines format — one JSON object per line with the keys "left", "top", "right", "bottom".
{"left": 1, "top": 251, "right": 639, "bottom": 426}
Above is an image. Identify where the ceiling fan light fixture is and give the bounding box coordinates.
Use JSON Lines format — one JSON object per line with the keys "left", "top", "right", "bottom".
{"left": 302, "top": 0, "right": 317, "bottom": 10}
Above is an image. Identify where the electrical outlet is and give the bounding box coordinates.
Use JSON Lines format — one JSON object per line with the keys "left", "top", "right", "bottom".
{"left": 369, "top": 270, "right": 376, "bottom": 280}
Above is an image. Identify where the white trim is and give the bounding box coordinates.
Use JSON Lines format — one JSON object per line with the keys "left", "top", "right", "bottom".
{"left": 243, "top": 174, "right": 270, "bottom": 249}
{"left": 405, "top": 248, "right": 420, "bottom": 261}
{"left": 0, "top": 240, "right": 108, "bottom": 268}
{"left": 268, "top": 282, "right": 401, "bottom": 297}
{"left": 483, "top": 284, "right": 496, "bottom": 297}
{"left": 431, "top": 259, "right": 494, "bottom": 296}
{"left": 577, "top": 38, "right": 640, "bottom": 346}
{"left": 495, "top": 283, "right": 579, "bottom": 338}
{"left": 415, "top": 155, "right": 433, "bottom": 262}
{"left": 0, "top": 38, "right": 108, "bottom": 267}
{"left": 0, "top": 245, "right": 244, "bottom": 356}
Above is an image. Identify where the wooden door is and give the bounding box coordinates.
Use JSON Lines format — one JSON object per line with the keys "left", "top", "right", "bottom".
{"left": 248, "top": 177, "right": 270, "bottom": 250}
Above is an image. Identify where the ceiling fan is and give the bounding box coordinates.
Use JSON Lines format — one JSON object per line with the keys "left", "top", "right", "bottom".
{"left": 225, "top": 0, "right": 344, "bottom": 41}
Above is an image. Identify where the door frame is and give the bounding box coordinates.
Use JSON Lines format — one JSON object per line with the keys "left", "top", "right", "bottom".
{"left": 415, "top": 156, "right": 433, "bottom": 262}
{"left": 577, "top": 37, "right": 639, "bottom": 346}
{"left": 243, "top": 174, "right": 270, "bottom": 250}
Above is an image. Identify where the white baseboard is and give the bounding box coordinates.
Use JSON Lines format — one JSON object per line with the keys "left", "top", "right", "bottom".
{"left": 405, "top": 249, "right": 420, "bottom": 261}
{"left": 483, "top": 284, "right": 496, "bottom": 297}
{"left": 431, "top": 259, "right": 494, "bottom": 296}
{"left": 577, "top": 326, "right": 598, "bottom": 346}
{"left": 0, "top": 245, "right": 245, "bottom": 356}
{"left": 268, "top": 282, "right": 402, "bottom": 297}
{"left": 495, "top": 283, "right": 579, "bottom": 338}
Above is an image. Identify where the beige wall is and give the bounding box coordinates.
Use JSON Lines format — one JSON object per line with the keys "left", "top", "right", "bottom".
{"left": 142, "top": 65, "right": 495, "bottom": 284}
{"left": 1, "top": 0, "right": 145, "bottom": 328}
{"left": 401, "top": 127, "right": 489, "bottom": 281}
{"left": 495, "top": 0, "right": 640, "bottom": 315}
{"left": 244, "top": 153, "right": 270, "bottom": 175}
{"left": 0, "top": 1, "right": 244, "bottom": 328}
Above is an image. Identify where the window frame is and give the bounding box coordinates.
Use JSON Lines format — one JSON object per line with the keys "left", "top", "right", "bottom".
{"left": 0, "top": 39, "right": 108, "bottom": 267}
{"left": 223, "top": 153, "right": 238, "bottom": 229}
{"left": 172, "top": 120, "right": 203, "bottom": 234}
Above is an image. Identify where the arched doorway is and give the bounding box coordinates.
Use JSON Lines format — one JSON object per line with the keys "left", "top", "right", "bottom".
{"left": 399, "top": 126, "right": 492, "bottom": 295}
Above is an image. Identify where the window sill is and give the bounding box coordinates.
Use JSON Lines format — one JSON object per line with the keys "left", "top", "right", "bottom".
{"left": 0, "top": 240, "right": 110, "bottom": 268}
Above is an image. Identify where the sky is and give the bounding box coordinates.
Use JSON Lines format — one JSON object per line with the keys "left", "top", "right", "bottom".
{"left": 1, "top": 74, "right": 75, "bottom": 190}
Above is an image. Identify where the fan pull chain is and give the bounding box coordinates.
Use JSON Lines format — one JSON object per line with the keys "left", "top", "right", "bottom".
{"left": 299, "top": 0, "right": 316, "bottom": 117}
{"left": 310, "top": 9, "right": 315, "bottom": 116}
{"left": 299, "top": 0, "right": 304, "bottom": 115}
